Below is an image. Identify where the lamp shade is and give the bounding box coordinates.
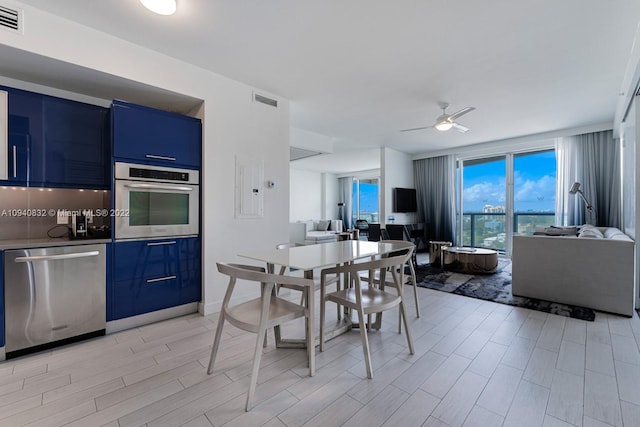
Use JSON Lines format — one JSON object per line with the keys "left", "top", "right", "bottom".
{"left": 569, "top": 182, "right": 581, "bottom": 194}
{"left": 140, "top": 0, "right": 177, "bottom": 15}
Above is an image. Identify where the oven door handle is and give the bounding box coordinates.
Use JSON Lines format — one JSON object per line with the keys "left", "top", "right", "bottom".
{"left": 124, "top": 183, "right": 194, "bottom": 192}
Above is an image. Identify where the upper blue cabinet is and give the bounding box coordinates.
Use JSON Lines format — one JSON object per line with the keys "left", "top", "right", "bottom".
{"left": 111, "top": 100, "right": 201, "bottom": 169}
{"left": 40, "top": 97, "right": 109, "bottom": 188}
{"left": 1, "top": 85, "right": 109, "bottom": 189}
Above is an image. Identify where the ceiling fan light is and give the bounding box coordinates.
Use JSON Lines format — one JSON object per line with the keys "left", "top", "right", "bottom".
{"left": 435, "top": 121, "right": 453, "bottom": 131}
{"left": 140, "top": 0, "right": 177, "bottom": 15}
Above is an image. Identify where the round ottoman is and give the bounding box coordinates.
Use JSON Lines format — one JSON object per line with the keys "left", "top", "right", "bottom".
{"left": 443, "top": 247, "right": 498, "bottom": 274}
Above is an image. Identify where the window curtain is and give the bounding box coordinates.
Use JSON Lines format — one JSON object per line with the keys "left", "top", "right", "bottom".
{"left": 413, "top": 155, "right": 456, "bottom": 242}
{"left": 555, "top": 130, "right": 620, "bottom": 227}
{"left": 338, "top": 176, "right": 353, "bottom": 230}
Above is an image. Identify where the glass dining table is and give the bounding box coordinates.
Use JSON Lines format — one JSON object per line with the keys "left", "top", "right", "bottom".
{"left": 238, "top": 240, "right": 409, "bottom": 370}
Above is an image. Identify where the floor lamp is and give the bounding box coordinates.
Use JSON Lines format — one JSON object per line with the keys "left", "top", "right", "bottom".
{"left": 569, "top": 182, "right": 595, "bottom": 225}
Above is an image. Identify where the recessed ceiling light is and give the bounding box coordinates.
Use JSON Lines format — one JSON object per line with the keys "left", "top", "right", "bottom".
{"left": 140, "top": 0, "right": 177, "bottom": 15}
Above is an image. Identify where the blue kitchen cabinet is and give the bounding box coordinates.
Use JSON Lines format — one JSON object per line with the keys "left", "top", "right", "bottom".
{"left": 2, "top": 86, "right": 43, "bottom": 186}
{"left": 111, "top": 100, "right": 201, "bottom": 169}
{"left": 39, "top": 97, "right": 109, "bottom": 188}
{"left": 105, "top": 243, "right": 113, "bottom": 322}
{"left": 1, "top": 85, "right": 109, "bottom": 189}
{"left": 179, "top": 237, "right": 201, "bottom": 304}
{"left": 0, "top": 250, "right": 4, "bottom": 348}
{"left": 111, "top": 237, "right": 201, "bottom": 320}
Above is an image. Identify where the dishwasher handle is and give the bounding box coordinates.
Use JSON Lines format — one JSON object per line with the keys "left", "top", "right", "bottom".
{"left": 14, "top": 251, "right": 101, "bottom": 263}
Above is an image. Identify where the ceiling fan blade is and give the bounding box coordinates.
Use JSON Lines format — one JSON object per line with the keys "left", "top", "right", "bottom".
{"left": 452, "top": 122, "right": 469, "bottom": 133}
{"left": 448, "top": 107, "right": 475, "bottom": 121}
{"left": 400, "top": 125, "right": 434, "bottom": 132}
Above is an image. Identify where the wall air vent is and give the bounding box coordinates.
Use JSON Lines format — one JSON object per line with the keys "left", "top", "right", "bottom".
{"left": 254, "top": 93, "right": 278, "bottom": 108}
{"left": 0, "top": 4, "right": 22, "bottom": 33}
{"left": 290, "top": 147, "right": 323, "bottom": 162}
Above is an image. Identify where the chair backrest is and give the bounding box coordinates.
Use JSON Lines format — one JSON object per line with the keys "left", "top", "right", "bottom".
{"left": 368, "top": 223, "right": 381, "bottom": 241}
{"left": 386, "top": 224, "right": 407, "bottom": 241}
{"left": 217, "top": 262, "right": 314, "bottom": 294}
{"left": 320, "top": 250, "right": 412, "bottom": 280}
{"left": 380, "top": 239, "right": 416, "bottom": 260}
{"left": 381, "top": 228, "right": 390, "bottom": 240}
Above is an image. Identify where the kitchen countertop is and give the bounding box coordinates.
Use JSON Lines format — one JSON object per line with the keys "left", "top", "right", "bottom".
{"left": 0, "top": 238, "right": 112, "bottom": 250}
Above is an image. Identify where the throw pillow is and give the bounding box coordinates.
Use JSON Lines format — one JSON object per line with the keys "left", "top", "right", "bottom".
{"left": 317, "top": 220, "right": 330, "bottom": 231}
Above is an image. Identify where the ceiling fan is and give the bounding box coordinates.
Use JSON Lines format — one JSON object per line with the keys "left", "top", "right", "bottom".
{"left": 401, "top": 102, "right": 475, "bottom": 133}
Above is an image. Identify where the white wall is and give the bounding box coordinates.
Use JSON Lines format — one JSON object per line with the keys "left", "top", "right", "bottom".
{"left": 381, "top": 147, "right": 416, "bottom": 226}
{"left": 290, "top": 169, "right": 322, "bottom": 221}
{"left": 3, "top": 2, "right": 290, "bottom": 315}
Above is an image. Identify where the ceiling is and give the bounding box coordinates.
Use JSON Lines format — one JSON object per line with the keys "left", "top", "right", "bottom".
{"left": 12, "top": 0, "right": 640, "bottom": 173}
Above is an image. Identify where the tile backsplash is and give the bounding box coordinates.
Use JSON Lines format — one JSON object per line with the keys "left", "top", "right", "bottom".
{"left": 0, "top": 187, "right": 110, "bottom": 240}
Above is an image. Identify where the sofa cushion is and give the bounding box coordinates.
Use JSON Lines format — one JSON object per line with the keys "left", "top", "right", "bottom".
{"left": 317, "top": 220, "right": 331, "bottom": 231}
{"left": 306, "top": 232, "right": 337, "bottom": 242}
{"left": 609, "top": 233, "right": 633, "bottom": 242}
{"left": 304, "top": 220, "right": 315, "bottom": 232}
{"left": 604, "top": 227, "right": 625, "bottom": 239}
{"left": 330, "top": 219, "right": 343, "bottom": 232}
{"left": 578, "top": 227, "right": 603, "bottom": 238}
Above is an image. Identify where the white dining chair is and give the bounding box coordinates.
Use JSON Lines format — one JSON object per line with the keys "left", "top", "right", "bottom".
{"left": 207, "top": 262, "right": 315, "bottom": 411}
{"left": 318, "top": 252, "right": 415, "bottom": 379}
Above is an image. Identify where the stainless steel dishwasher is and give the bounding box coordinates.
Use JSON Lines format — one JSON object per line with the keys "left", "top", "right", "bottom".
{"left": 4, "top": 244, "right": 106, "bottom": 358}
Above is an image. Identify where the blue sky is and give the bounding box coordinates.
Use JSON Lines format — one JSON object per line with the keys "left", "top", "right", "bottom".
{"left": 462, "top": 150, "right": 556, "bottom": 212}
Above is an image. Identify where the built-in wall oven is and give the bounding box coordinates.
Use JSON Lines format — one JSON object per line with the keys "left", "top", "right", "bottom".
{"left": 114, "top": 162, "right": 199, "bottom": 240}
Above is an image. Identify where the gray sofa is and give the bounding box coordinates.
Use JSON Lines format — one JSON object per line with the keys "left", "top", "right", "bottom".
{"left": 512, "top": 225, "right": 635, "bottom": 317}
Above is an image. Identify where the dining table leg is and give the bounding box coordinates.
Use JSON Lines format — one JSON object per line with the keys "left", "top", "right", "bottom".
{"left": 304, "top": 269, "right": 315, "bottom": 376}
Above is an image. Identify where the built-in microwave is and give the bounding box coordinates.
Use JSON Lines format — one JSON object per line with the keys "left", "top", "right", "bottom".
{"left": 114, "top": 162, "right": 199, "bottom": 240}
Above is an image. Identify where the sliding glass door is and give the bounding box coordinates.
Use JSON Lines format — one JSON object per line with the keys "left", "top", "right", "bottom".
{"left": 459, "top": 149, "right": 556, "bottom": 254}
{"left": 351, "top": 178, "right": 379, "bottom": 224}
{"left": 513, "top": 150, "right": 556, "bottom": 234}
{"left": 460, "top": 156, "right": 507, "bottom": 250}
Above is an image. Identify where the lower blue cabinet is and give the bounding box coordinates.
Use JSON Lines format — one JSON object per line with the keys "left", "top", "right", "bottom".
{"left": 0, "top": 250, "right": 4, "bottom": 348}
{"left": 112, "top": 275, "right": 182, "bottom": 320}
{"left": 109, "top": 237, "right": 201, "bottom": 320}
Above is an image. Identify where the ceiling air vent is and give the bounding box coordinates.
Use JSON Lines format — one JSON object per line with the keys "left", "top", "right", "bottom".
{"left": 0, "top": 4, "right": 22, "bottom": 33}
{"left": 254, "top": 93, "right": 278, "bottom": 108}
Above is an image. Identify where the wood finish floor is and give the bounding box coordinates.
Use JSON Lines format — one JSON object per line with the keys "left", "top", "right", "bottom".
{"left": 1, "top": 281, "right": 640, "bottom": 426}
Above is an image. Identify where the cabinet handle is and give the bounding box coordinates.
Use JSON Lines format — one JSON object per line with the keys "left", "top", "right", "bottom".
{"left": 15, "top": 251, "right": 100, "bottom": 263}
{"left": 145, "top": 154, "right": 176, "bottom": 161}
{"left": 146, "top": 275, "right": 177, "bottom": 284}
{"left": 147, "top": 241, "right": 177, "bottom": 246}
{"left": 12, "top": 145, "right": 16, "bottom": 178}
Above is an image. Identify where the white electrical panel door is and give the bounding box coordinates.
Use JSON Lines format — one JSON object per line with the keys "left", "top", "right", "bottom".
{"left": 235, "top": 157, "right": 264, "bottom": 218}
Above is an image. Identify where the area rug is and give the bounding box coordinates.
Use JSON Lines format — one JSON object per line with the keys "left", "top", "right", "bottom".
{"left": 415, "top": 259, "right": 596, "bottom": 321}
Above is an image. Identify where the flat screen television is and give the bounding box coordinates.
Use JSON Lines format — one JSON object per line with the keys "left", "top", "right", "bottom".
{"left": 393, "top": 187, "right": 417, "bottom": 213}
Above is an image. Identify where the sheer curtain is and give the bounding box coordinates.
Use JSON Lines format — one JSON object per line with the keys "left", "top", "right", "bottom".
{"left": 413, "top": 155, "right": 456, "bottom": 242}
{"left": 338, "top": 176, "right": 353, "bottom": 230}
{"left": 555, "top": 130, "right": 620, "bottom": 227}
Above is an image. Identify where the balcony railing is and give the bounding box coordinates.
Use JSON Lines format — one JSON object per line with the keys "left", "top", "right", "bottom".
{"left": 462, "top": 212, "right": 555, "bottom": 250}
